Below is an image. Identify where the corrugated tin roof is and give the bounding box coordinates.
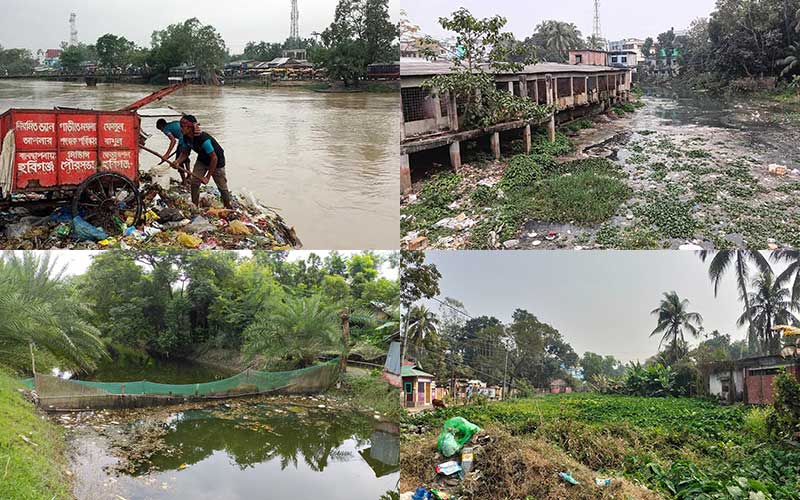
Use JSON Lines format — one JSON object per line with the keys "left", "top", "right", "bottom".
{"left": 401, "top": 364, "right": 434, "bottom": 378}
{"left": 384, "top": 342, "right": 401, "bottom": 375}
{"left": 401, "top": 60, "right": 629, "bottom": 77}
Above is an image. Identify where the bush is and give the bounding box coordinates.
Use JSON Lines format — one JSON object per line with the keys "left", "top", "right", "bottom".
{"left": 768, "top": 369, "right": 800, "bottom": 440}
{"left": 527, "top": 170, "right": 631, "bottom": 225}
{"left": 744, "top": 406, "right": 772, "bottom": 442}
{"left": 499, "top": 154, "right": 546, "bottom": 191}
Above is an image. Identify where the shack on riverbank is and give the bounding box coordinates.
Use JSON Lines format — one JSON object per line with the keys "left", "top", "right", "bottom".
{"left": 400, "top": 60, "right": 633, "bottom": 193}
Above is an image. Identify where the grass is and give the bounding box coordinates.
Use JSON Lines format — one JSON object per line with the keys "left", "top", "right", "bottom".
{"left": 334, "top": 371, "right": 402, "bottom": 419}
{"left": 0, "top": 371, "right": 72, "bottom": 500}
{"left": 402, "top": 394, "right": 800, "bottom": 499}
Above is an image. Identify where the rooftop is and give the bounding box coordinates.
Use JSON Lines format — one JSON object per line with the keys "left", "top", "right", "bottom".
{"left": 401, "top": 60, "right": 629, "bottom": 78}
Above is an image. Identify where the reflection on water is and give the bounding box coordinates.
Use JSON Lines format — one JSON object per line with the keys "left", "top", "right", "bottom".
{"left": 0, "top": 80, "right": 400, "bottom": 249}
{"left": 121, "top": 406, "right": 398, "bottom": 500}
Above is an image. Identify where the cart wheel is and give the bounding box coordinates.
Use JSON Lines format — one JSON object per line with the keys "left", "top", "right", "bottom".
{"left": 72, "top": 172, "right": 142, "bottom": 235}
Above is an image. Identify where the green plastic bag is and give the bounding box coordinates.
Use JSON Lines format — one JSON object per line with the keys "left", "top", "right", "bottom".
{"left": 437, "top": 417, "right": 481, "bottom": 457}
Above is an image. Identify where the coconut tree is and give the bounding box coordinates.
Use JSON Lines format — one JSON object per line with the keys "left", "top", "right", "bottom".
{"left": 0, "top": 252, "right": 107, "bottom": 374}
{"left": 532, "top": 20, "right": 584, "bottom": 62}
{"left": 650, "top": 291, "right": 703, "bottom": 362}
{"left": 737, "top": 271, "right": 799, "bottom": 355}
{"left": 405, "top": 305, "right": 439, "bottom": 362}
{"left": 778, "top": 42, "right": 800, "bottom": 78}
{"left": 243, "top": 294, "right": 341, "bottom": 368}
{"left": 699, "top": 250, "right": 772, "bottom": 351}
{"left": 773, "top": 250, "right": 800, "bottom": 304}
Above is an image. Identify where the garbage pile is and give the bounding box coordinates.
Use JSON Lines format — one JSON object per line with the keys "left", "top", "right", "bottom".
{"left": 0, "top": 174, "right": 301, "bottom": 250}
{"left": 401, "top": 418, "right": 661, "bottom": 500}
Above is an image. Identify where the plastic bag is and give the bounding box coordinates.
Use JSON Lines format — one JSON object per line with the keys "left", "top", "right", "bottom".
{"left": 436, "top": 417, "right": 481, "bottom": 457}
{"left": 228, "top": 220, "right": 251, "bottom": 236}
{"left": 176, "top": 231, "right": 202, "bottom": 248}
{"left": 72, "top": 216, "right": 108, "bottom": 242}
{"left": 186, "top": 216, "right": 215, "bottom": 233}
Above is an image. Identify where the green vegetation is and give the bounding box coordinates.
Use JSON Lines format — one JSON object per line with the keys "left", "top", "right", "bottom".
{"left": 0, "top": 371, "right": 72, "bottom": 500}
{"left": 403, "top": 393, "right": 800, "bottom": 499}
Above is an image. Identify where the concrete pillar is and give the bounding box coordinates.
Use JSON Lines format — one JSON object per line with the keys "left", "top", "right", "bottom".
{"left": 400, "top": 154, "right": 412, "bottom": 194}
{"left": 547, "top": 114, "right": 556, "bottom": 143}
{"left": 533, "top": 78, "right": 539, "bottom": 103}
{"left": 507, "top": 81, "right": 514, "bottom": 94}
{"left": 523, "top": 124, "right": 532, "bottom": 154}
{"left": 545, "top": 75, "right": 553, "bottom": 105}
{"left": 432, "top": 91, "right": 443, "bottom": 121}
{"left": 449, "top": 141, "right": 462, "bottom": 171}
{"left": 490, "top": 131, "right": 501, "bottom": 160}
{"left": 519, "top": 76, "right": 528, "bottom": 99}
{"left": 447, "top": 92, "right": 459, "bottom": 131}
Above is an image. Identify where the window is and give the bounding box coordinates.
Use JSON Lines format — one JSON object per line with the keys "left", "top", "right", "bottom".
{"left": 621, "top": 56, "right": 627, "bottom": 64}
{"left": 404, "top": 382, "right": 413, "bottom": 394}
{"left": 575, "top": 54, "right": 583, "bottom": 64}
{"left": 611, "top": 56, "right": 618, "bottom": 63}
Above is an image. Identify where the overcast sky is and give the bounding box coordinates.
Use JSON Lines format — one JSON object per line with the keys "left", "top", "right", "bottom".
{"left": 402, "top": 0, "right": 716, "bottom": 43}
{"left": 421, "top": 251, "right": 787, "bottom": 364}
{"left": 0, "top": 0, "right": 400, "bottom": 54}
{"left": 13, "top": 250, "right": 398, "bottom": 280}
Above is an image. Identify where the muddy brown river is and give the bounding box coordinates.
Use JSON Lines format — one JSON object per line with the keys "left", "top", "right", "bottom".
{"left": 0, "top": 80, "right": 400, "bottom": 249}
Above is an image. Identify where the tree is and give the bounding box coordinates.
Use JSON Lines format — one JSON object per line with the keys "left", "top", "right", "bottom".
{"left": 657, "top": 28, "right": 677, "bottom": 75}
{"left": 150, "top": 18, "right": 227, "bottom": 83}
{"left": 0, "top": 253, "right": 106, "bottom": 374}
{"left": 0, "top": 46, "right": 36, "bottom": 75}
{"left": 405, "top": 305, "right": 439, "bottom": 364}
{"left": 581, "top": 352, "right": 625, "bottom": 382}
{"left": 241, "top": 41, "right": 284, "bottom": 61}
{"left": 421, "top": 8, "right": 549, "bottom": 129}
{"left": 650, "top": 291, "right": 703, "bottom": 362}
{"left": 700, "top": 250, "right": 772, "bottom": 351}
{"left": 528, "top": 20, "right": 584, "bottom": 63}
{"left": 316, "top": 0, "right": 398, "bottom": 86}
{"left": 738, "top": 271, "right": 799, "bottom": 355}
{"left": 243, "top": 294, "right": 341, "bottom": 368}
{"left": 96, "top": 33, "right": 135, "bottom": 72}
{"left": 778, "top": 41, "right": 800, "bottom": 78}
{"left": 59, "top": 43, "right": 96, "bottom": 73}
{"left": 641, "top": 37, "right": 654, "bottom": 58}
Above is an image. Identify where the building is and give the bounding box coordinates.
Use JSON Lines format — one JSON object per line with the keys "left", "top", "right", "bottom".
{"left": 705, "top": 355, "right": 800, "bottom": 405}
{"left": 382, "top": 341, "right": 401, "bottom": 388}
{"left": 549, "top": 379, "right": 572, "bottom": 394}
{"left": 402, "top": 361, "right": 435, "bottom": 408}
{"left": 282, "top": 48, "right": 307, "bottom": 60}
{"left": 609, "top": 38, "right": 645, "bottom": 53}
{"left": 43, "top": 49, "right": 62, "bottom": 67}
{"left": 400, "top": 39, "right": 446, "bottom": 61}
{"left": 400, "top": 59, "right": 632, "bottom": 193}
{"left": 568, "top": 49, "right": 608, "bottom": 66}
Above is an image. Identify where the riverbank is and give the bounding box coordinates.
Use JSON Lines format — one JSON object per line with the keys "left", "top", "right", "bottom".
{"left": 401, "top": 394, "right": 799, "bottom": 499}
{"left": 0, "top": 371, "right": 73, "bottom": 500}
{"left": 402, "top": 88, "right": 800, "bottom": 250}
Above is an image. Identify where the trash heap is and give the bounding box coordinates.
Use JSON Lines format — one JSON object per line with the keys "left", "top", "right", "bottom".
{"left": 0, "top": 173, "right": 301, "bottom": 250}
{"left": 401, "top": 418, "right": 660, "bottom": 500}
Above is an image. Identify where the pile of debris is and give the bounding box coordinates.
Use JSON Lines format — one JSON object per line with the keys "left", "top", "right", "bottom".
{"left": 401, "top": 419, "right": 661, "bottom": 500}
{"left": 0, "top": 174, "right": 301, "bottom": 250}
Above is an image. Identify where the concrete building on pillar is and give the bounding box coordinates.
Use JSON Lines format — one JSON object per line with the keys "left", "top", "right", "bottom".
{"left": 400, "top": 60, "right": 633, "bottom": 194}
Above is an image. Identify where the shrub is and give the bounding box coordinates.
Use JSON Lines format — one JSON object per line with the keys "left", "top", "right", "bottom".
{"left": 499, "top": 155, "right": 545, "bottom": 190}
{"left": 743, "top": 406, "right": 772, "bottom": 442}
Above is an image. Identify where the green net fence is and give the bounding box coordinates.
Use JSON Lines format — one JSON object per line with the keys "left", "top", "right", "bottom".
{"left": 33, "top": 359, "right": 340, "bottom": 410}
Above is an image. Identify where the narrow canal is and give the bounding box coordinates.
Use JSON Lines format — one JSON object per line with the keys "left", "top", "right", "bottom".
{"left": 55, "top": 357, "right": 399, "bottom": 500}
{"left": 0, "top": 80, "right": 400, "bottom": 249}
{"left": 521, "top": 86, "right": 800, "bottom": 249}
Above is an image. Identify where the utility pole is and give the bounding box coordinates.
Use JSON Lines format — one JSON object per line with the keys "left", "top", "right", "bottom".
{"left": 502, "top": 350, "right": 509, "bottom": 401}
{"left": 340, "top": 308, "right": 350, "bottom": 373}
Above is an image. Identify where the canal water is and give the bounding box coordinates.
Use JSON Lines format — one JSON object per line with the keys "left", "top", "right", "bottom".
{"left": 0, "top": 80, "right": 400, "bottom": 249}
{"left": 69, "top": 403, "right": 399, "bottom": 500}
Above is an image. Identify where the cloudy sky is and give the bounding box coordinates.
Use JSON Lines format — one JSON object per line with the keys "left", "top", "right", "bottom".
{"left": 402, "top": 0, "right": 716, "bottom": 43}
{"left": 0, "top": 0, "right": 400, "bottom": 54}
{"left": 421, "top": 251, "right": 788, "bottom": 364}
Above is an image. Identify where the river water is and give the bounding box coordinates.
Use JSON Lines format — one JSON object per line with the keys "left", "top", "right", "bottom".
{"left": 0, "top": 80, "right": 400, "bottom": 249}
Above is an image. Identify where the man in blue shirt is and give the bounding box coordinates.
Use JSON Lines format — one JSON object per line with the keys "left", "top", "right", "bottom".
{"left": 156, "top": 118, "right": 189, "bottom": 184}
{"left": 172, "top": 115, "right": 232, "bottom": 209}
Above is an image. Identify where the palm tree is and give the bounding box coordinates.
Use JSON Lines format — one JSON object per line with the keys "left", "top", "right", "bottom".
{"left": 243, "top": 294, "right": 341, "bottom": 368}
{"left": 586, "top": 35, "right": 605, "bottom": 50}
{"left": 650, "top": 291, "right": 703, "bottom": 362}
{"left": 699, "top": 250, "right": 771, "bottom": 351}
{"left": 405, "top": 305, "right": 439, "bottom": 361}
{"left": 774, "top": 250, "right": 800, "bottom": 304}
{"left": 777, "top": 42, "right": 800, "bottom": 79}
{"left": 737, "top": 271, "right": 799, "bottom": 355}
{"left": 533, "top": 21, "right": 584, "bottom": 62}
{"left": 0, "top": 252, "right": 107, "bottom": 374}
